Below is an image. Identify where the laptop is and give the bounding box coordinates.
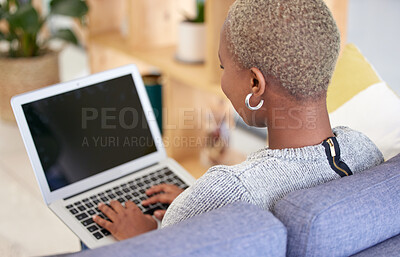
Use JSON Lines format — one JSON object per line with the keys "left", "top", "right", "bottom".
{"left": 11, "top": 64, "right": 196, "bottom": 249}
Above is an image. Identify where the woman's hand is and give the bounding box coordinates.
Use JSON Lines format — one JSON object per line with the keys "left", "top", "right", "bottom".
{"left": 93, "top": 200, "right": 157, "bottom": 241}
{"left": 142, "top": 184, "right": 184, "bottom": 220}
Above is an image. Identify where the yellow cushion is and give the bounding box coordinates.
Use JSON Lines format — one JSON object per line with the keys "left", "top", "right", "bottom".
{"left": 327, "top": 43, "right": 400, "bottom": 160}
{"left": 327, "top": 44, "right": 381, "bottom": 113}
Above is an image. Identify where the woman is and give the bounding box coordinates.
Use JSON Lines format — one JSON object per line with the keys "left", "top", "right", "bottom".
{"left": 93, "top": 0, "right": 383, "bottom": 240}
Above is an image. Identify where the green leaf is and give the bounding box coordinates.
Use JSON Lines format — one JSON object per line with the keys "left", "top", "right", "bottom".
{"left": 50, "top": 0, "right": 88, "bottom": 18}
{"left": 51, "top": 28, "right": 78, "bottom": 45}
{"left": 0, "top": 3, "right": 5, "bottom": 19}
{"left": 7, "top": 3, "right": 41, "bottom": 34}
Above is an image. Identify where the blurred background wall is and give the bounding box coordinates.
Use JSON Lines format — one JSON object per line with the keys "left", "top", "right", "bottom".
{"left": 348, "top": 0, "right": 400, "bottom": 95}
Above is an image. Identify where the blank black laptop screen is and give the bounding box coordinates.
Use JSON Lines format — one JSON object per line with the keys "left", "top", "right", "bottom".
{"left": 22, "top": 75, "right": 157, "bottom": 191}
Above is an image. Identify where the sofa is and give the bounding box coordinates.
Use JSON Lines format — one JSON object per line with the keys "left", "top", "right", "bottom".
{"left": 51, "top": 153, "right": 400, "bottom": 257}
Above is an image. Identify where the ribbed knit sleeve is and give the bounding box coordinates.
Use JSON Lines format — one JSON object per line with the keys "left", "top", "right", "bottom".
{"left": 161, "top": 166, "right": 252, "bottom": 228}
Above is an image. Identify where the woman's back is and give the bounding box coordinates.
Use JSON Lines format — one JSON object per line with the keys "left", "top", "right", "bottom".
{"left": 162, "top": 127, "right": 383, "bottom": 227}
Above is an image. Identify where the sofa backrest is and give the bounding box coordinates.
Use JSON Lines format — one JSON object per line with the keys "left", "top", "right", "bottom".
{"left": 273, "top": 154, "right": 400, "bottom": 257}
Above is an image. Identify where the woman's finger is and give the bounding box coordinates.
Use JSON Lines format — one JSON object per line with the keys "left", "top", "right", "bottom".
{"left": 98, "top": 203, "right": 118, "bottom": 221}
{"left": 109, "top": 200, "right": 125, "bottom": 214}
{"left": 154, "top": 210, "right": 166, "bottom": 220}
{"left": 142, "top": 193, "right": 174, "bottom": 206}
{"left": 145, "top": 184, "right": 169, "bottom": 195}
{"left": 93, "top": 215, "right": 114, "bottom": 232}
{"left": 125, "top": 200, "right": 141, "bottom": 212}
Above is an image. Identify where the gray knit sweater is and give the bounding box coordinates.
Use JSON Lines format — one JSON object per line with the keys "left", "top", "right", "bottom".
{"left": 161, "top": 126, "right": 384, "bottom": 227}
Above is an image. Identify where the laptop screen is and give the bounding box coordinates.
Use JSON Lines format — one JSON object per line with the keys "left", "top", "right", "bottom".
{"left": 22, "top": 74, "right": 157, "bottom": 192}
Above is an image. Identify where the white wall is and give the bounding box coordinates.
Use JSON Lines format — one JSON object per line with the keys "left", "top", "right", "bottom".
{"left": 348, "top": 0, "right": 400, "bottom": 95}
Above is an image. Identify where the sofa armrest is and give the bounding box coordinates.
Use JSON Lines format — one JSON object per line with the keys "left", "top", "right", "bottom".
{"left": 274, "top": 154, "right": 400, "bottom": 257}
{"left": 53, "top": 202, "right": 287, "bottom": 257}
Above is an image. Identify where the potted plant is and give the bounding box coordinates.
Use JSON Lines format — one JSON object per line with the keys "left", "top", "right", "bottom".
{"left": 176, "top": 0, "right": 205, "bottom": 63}
{"left": 0, "top": 0, "right": 88, "bottom": 121}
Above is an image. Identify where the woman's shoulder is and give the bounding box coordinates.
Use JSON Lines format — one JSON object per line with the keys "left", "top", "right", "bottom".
{"left": 204, "top": 152, "right": 289, "bottom": 179}
{"left": 333, "top": 126, "right": 384, "bottom": 172}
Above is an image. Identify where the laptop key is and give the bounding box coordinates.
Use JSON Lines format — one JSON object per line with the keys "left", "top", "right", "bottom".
{"left": 108, "top": 193, "right": 116, "bottom": 199}
{"left": 100, "top": 197, "right": 108, "bottom": 202}
{"left": 85, "top": 202, "right": 94, "bottom": 208}
{"left": 115, "top": 191, "right": 123, "bottom": 196}
{"left": 88, "top": 209, "right": 96, "bottom": 216}
{"left": 173, "top": 176, "right": 184, "bottom": 183}
{"left": 66, "top": 204, "right": 73, "bottom": 209}
{"left": 122, "top": 188, "right": 130, "bottom": 193}
{"left": 93, "top": 232, "right": 103, "bottom": 240}
{"left": 87, "top": 225, "right": 98, "bottom": 232}
{"left": 76, "top": 213, "right": 88, "bottom": 220}
{"left": 101, "top": 229, "right": 111, "bottom": 236}
{"left": 78, "top": 205, "right": 86, "bottom": 211}
{"left": 117, "top": 198, "right": 124, "bottom": 203}
{"left": 82, "top": 198, "right": 89, "bottom": 202}
{"left": 82, "top": 218, "right": 94, "bottom": 226}
{"left": 70, "top": 208, "right": 78, "bottom": 215}
{"left": 74, "top": 201, "right": 81, "bottom": 206}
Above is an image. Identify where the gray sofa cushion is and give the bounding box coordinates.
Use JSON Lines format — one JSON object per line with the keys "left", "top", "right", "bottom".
{"left": 274, "top": 154, "right": 400, "bottom": 257}
{"left": 55, "top": 202, "right": 287, "bottom": 257}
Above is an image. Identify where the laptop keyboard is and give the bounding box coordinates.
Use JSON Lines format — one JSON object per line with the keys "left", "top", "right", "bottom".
{"left": 65, "top": 167, "right": 188, "bottom": 240}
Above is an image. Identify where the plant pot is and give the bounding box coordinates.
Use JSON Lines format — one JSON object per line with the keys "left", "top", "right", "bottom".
{"left": 0, "top": 51, "right": 60, "bottom": 122}
{"left": 176, "top": 21, "right": 206, "bottom": 63}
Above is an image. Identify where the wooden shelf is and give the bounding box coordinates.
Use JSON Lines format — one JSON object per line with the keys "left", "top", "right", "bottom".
{"left": 88, "top": 32, "right": 224, "bottom": 97}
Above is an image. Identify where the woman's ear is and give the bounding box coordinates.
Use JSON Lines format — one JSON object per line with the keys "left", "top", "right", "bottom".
{"left": 250, "top": 67, "right": 266, "bottom": 97}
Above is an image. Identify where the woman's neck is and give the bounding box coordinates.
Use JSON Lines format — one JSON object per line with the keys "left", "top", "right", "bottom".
{"left": 266, "top": 100, "right": 334, "bottom": 150}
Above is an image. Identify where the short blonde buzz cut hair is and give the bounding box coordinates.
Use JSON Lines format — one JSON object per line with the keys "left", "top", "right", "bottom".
{"left": 225, "top": 0, "right": 341, "bottom": 99}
